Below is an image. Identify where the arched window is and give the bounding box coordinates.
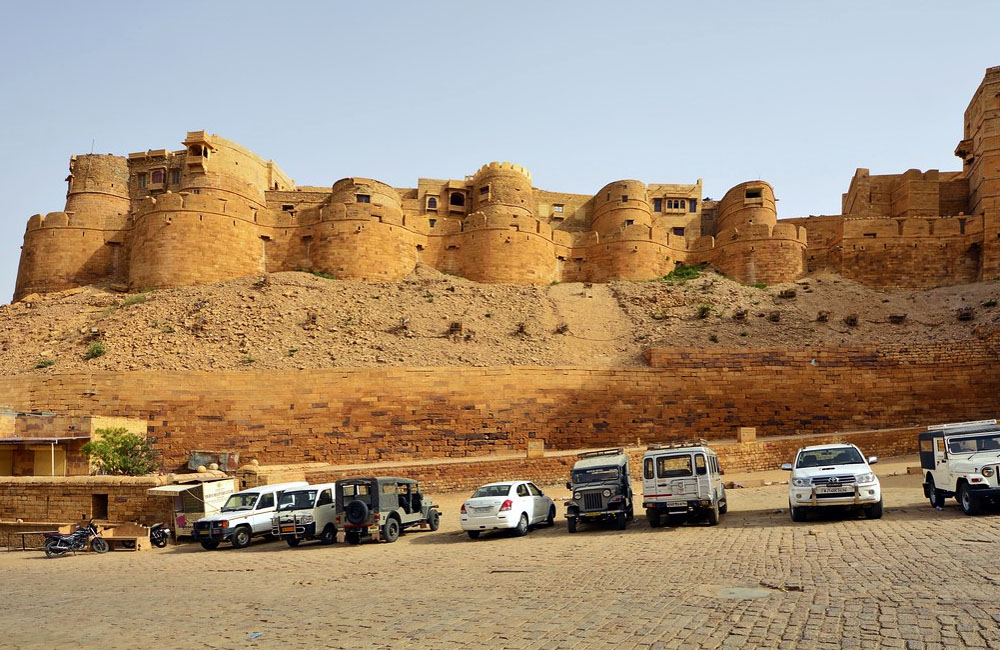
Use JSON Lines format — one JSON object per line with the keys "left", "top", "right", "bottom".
{"left": 150, "top": 170, "right": 165, "bottom": 184}
{"left": 680, "top": 200, "right": 686, "bottom": 210}
{"left": 427, "top": 197, "right": 437, "bottom": 209}
{"left": 450, "top": 192, "right": 465, "bottom": 207}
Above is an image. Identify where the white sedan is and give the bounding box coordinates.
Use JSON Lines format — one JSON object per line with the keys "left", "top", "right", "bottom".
{"left": 460, "top": 481, "right": 556, "bottom": 539}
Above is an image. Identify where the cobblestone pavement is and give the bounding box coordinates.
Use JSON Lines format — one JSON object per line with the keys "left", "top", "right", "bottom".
{"left": 1, "top": 472, "right": 998, "bottom": 649}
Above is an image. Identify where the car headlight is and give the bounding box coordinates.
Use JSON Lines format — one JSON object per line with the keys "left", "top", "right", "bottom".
{"left": 302, "top": 514, "right": 314, "bottom": 524}
{"left": 856, "top": 472, "right": 876, "bottom": 484}
{"left": 573, "top": 492, "right": 582, "bottom": 500}
{"left": 602, "top": 489, "right": 612, "bottom": 497}
{"left": 791, "top": 478, "right": 810, "bottom": 487}
{"left": 982, "top": 466, "right": 995, "bottom": 478}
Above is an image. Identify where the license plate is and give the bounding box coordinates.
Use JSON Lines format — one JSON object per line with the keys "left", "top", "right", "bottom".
{"left": 666, "top": 500, "right": 687, "bottom": 507}
{"left": 281, "top": 526, "right": 295, "bottom": 533}
{"left": 474, "top": 507, "right": 492, "bottom": 513}
{"left": 817, "top": 485, "right": 853, "bottom": 494}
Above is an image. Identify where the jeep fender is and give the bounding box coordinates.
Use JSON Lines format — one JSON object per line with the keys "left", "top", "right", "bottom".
{"left": 565, "top": 505, "right": 579, "bottom": 518}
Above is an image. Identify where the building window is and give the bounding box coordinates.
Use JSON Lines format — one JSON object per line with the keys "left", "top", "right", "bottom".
{"left": 189, "top": 145, "right": 201, "bottom": 156}
{"left": 673, "top": 227, "right": 685, "bottom": 236}
{"left": 479, "top": 186, "right": 490, "bottom": 195}
{"left": 653, "top": 198, "right": 662, "bottom": 212}
{"left": 745, "top": 189, "right": 762, "bottom": 200}
{"left": 680, "top": 200, "right": 686, "bottom": 210}
{"left": 450, "top": 192, "right": 465, "bottom": 207}
{"left": 553, "top": 204, "right": 564, "bottom": 213}
{"left": 621, "top": 195, "right": 628, "bottom": 203}
{"left": 428, "top": 219, "right": 437, "bottom": 228}
{"left": 427, "top": 197, "right": 437, "bottom": 210}
{"left": 624, "top": 219, "right": 634, "bottom": 227}
{"left": 151, "top": 170, "right": 165, "bottom": 184}
{"left": 689, "top": 199, "right": 697, "bottom": 212}
{"left": 137, "top": 173, "right": 147, "bottom": 189}
{"left": 281, "top": 204, "right": 294, "bottom": 211}
{"left": 356, "top": 194, "right": 370, "bottom": 203}
{"left": 193, "top": 188, "right": 200, "bottom": 194}
{"left": 171, "top": 170, "right": 181, "bottom": 185}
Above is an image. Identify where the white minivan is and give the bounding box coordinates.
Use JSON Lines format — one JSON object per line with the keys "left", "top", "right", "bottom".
{"left": 271, "top": 482, "right": 339, "bottom": 547}
{"left": 642, "top": 442, "right": 727, "bottom": 526}
{"left": 192, "top": 481, "right": 308, "bottom": 549}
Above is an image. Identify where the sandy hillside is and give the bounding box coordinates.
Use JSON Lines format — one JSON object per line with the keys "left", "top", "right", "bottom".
{"left": 0, "top": 266, "right": 997, "bottom": 375}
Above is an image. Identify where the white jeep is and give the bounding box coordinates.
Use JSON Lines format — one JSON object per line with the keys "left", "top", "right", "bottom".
{"left": 782, "top": 443, "right": 882, "bottom": 521}
{"left": 921, "top": 419, "right": 1000, "bottom": 516}
{"left": 192, "top": 481, "right": 308, "bottom": 549}
{"left": 271, "top": 482, "right": 339, "bottom": 546}
{"left": 641, "top": 441, "right": 727, "bottom": 526}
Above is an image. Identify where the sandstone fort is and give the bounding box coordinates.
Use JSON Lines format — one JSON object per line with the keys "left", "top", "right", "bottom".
{"left": 13, "top": 67, "right": 1000, "bottom": 301}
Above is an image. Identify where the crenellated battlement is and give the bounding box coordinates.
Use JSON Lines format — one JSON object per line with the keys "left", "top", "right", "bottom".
{"left": 473, "top": 161, "right": 532, "bottom": 183}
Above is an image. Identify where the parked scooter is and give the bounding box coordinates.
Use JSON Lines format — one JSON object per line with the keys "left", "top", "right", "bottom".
{"left": 149, "top": 523, "right": 170, "bottom": 548}
{"left": 43, "top": 520, "right": 109, "bottom": 558}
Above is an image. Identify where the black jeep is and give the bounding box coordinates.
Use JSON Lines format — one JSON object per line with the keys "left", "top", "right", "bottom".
{"left": 334, "top": 477, "right": 440, "bottom": 544}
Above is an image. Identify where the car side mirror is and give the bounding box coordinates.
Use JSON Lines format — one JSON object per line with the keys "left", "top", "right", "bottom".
{"left": 868, "top": 456, "right": 878, "bottom": 465}
{"left": 780, "top": 463, "right": 793, "bottom": 471}
{"left": 565, "top": 482, "right": 572, "bottom": 490}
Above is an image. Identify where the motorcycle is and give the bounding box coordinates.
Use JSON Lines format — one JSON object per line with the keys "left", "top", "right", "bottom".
{"left": 149, "top": 522, "right": 170, "bottom": 548}
{"left": 43, "top": 520, "right": 109, "bottom": 558}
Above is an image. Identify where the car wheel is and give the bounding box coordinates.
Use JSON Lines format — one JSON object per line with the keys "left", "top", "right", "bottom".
{"left": 320, "top": 525, "right": 337, "bottom": 545}
{"left": 427, "top": 511, "right": 440, "bottom": 532}
{"left": 927, "top": 477, "right": 946, "bottom": 509}
{"left": 959, "top": 483, "right": 982, "bottom": 516}
{"left": 790, "top": 502, "right": 807, "bottom": 522}
{"left": 706, "top": 500, "right": 720, "bottom": 527}
{"left": 546, "top": 505, "right": 556, "bottom": 527}
{"left": 864, "top": 499, "right": 884, "bottom": 520}
{"left": 615, "top": 511, "right": 627, "bottom": 530}
{"left": 345, "top": 531, "right": 361, "bottom": 545}
{"left": 646, "top": 509, "right": 661, "bottom": 528}
{"left": 719, "top": 494, "right": 728, "bottom": 515}
{"left": 383, "top": 518, "right": 400, "bottom": 543}
{"left": 231, "top": 526, "right": 252, "bottom": 549}
{"left": 286, "top": 537, "right": 301, "bottom": 547}
{"left": 199, "top": 540, "right": 220, "bottom": 550}
{"left": 567, "top": 517, "right": 577, "bottom": 534}
{"left": 345, "top": 499, "right": 370, "bottom": 526}
{"left": 466, "top": 530, "right": 480, "bottom": 540}
{"left": 514, "top": 513, "right": 529, "bottom": 537}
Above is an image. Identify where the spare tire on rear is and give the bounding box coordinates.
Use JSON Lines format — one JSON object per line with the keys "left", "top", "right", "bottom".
{"left": 345, "top": 499, "right": 369, "bottom": 525}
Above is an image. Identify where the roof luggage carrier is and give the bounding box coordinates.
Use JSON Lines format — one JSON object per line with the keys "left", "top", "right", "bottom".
{"left": 647, "top": 439, "right": 708, "bottom": 451}
{"left": 577, "top": 448, "right": 624, "bottom": 459}
{"left": 926, "top": 419, "right": 998, "bottom": 433}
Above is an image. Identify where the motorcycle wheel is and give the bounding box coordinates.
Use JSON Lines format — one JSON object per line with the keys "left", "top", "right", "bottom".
{"left": 45, "top": 544, "right": 67, "bottom": 559}
{"left": 152, "top": 535, "right": 168, "bottom": 548}
{"left": 91, "top": 538, "right": 110, "bottom": 554}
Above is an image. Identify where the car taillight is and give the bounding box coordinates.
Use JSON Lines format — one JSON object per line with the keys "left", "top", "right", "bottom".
{"left": 220, "top": 521, "right": 229, "bottom": 528}
{"left": 461, "top": 503, "right": 467, "bottom": 514}
{"left": 499, "top": 499, "right": 512, "bottom": 512}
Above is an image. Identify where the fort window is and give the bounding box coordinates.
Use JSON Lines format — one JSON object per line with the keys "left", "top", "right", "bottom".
{"left": 745, "top": 189, "right": 762, "bottom": 200}
{"left": 193, "top": 188, "right": 200, "bottom": 194}
{"left": 653, "top": 198, "right": 662, "bottom": 212}
{"left": 553, "top": 204, "right": 564, "bottom": 213}
{"left": 170, "top": 170, "right": 181, "bottom": 185}
{"left": 624, "top": 219, "right": 634, "bottom": 227}
{"left": 450, "top": 192, "right": 466, "bottom": 207}
{"left": 680, "top": 200, "right": 686, "bottom": 209}
{"left": 281, "top": 204, "right": 294, "bottom": 211}
{"left": 189, "top": 145, "right": 201, "bottom": 156}
{"left": 428, "top": 218, "right": 437, "bottom": 228}
{"left": 479, "top": 186, "right": 490, "bottom": 195}
{"left": 151, "top": 170, "right": 165, "bottom": 184}
{"left": 427, "top": 196, "right": 437, "bottom": 210}
{"left": 673, "top": 227, "right": 685, "bottom": 236}
{"left": 621, "top": 195, "right": 628, "bottom": 203}
{"left": 137, "top": 173, "right": 147, "bottom": 189}
{"left": 863, "top": 233, "right": 877, "bottom": 238}
{"left": 689, "top": 199, "right": 697, "bottom": 212}
{"left": 356, "top": 194, "right": 371, "bottom": 204}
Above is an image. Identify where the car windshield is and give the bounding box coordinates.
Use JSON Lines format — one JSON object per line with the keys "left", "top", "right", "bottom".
{"left": 656, "top": 454, "right": 693, "bottom": 478}
{"left": 472, "top": 484, "right": 511, "bottom": 498}
{"left": 277, "top": 490, "right": 317, "bottom": 511}
{"left": 796, "top": 448, "right": 865, "bottom": 468}
{"left": 573, "top": 466, "right": 620, "bottom": 484}
{"left": 947, "top": 433, "right": 1000, "bottom": 454}
{"left": 220, "top": 493, "right": 259, "bottom": 512}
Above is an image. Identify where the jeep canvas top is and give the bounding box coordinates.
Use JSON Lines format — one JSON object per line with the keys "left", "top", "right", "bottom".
{"left": 334, "top": 477, "right": 440, "bottom": 544}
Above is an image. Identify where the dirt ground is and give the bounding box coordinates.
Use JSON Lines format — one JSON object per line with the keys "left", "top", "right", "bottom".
{"left": 2, "top": 268, "right": 998, "bottom": 374}
{"left": 2, "top": 456, "right": 999, "bottom": 649}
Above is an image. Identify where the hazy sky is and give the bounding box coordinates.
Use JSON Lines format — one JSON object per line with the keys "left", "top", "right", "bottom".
{"left": 1, "top": 1, "right": 997, "bottom": 301}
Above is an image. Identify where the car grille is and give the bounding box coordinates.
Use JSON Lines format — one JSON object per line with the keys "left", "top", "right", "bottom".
{"left": 194, "top": 521, "right": 211, "bottom": 531}
{"left": 583, "top": 492, "right": 604, "bottom": 511}
{"left": 810, "top": 475, "right": 856, "bottom": 486}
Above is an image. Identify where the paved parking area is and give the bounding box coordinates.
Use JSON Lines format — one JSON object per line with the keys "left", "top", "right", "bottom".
{"left": 1, "top": 470, "right": 998, "bottom": 649}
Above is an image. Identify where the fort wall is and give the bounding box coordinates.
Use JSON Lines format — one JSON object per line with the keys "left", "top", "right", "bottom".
{"left": 0, "top": 340, "right": 995, "bottom": 472}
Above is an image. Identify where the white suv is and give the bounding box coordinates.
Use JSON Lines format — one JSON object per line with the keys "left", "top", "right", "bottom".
{"left": 782, "top": 444, "right": 882, "bottom": 522}
{"left": 192, "top": 481, "right": 308, "bottom": 549}
{"left": 920, "top": 419, "right": 1000, "bottom": 515}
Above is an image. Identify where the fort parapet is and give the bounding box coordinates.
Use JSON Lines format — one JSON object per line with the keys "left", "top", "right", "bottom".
{"left": 13, "top": 67, "right": 1000, "bottom": 299}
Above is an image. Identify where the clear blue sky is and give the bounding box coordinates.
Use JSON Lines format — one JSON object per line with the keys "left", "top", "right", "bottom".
{"left": 1, "top": 1, "right": 997, "bottom": 301}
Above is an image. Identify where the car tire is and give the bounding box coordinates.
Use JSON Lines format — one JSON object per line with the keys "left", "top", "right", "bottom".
{"left": 790, "top": 502, "right": 807, "bottom": 522}
{"left": 466, "top": 530, "right": 480, "bottom": 540}
{"left": 959, "top": 483, "right": 982, "bottom": 516}
{"left": 567, "top": 517, "right": 577, "bottom": 534}
{"left": 345, "top": 531, "right": 361, "bottom": 545}
{"left": 615, "top": 512, "right": 627, "bottom": 530}
{"left": 231, "top": 526, "right": 252, "bottom": 549}
{"left": 320, "top": 525, "right": 337, "bottom": 545}
{"left": 706, "top": 500, "right": 720, "bottom": 527}
{"left": 345, "top": 500, "right": 370, "bottom": 526}
{"left": 927, "top": 477, "right": 946, "bottom": 509}
{"left": 383, "top": 518, "right": 400, "bottom": 543}
{"left": 427, "top": 511, "right": 440, "bottom": 532}
{"left": 286, "top": 537, "right": 301, "bottom": 547}
{"left": 719, "top": 493, "right": 728, "bottom": 515}
{"left": 199, "top": 540, "right": 220, "bottom": 550}
{"left": 514, "top": 513, "right": 529, "bottom": 537}
{"left": 646, "top": 509, "right": 661, "bottom": 528}
{"left": 546, "top": 506, "right": 556, "bottom": 527}
{"left": 864, "top": 499, "right": 884, "bottom": 520}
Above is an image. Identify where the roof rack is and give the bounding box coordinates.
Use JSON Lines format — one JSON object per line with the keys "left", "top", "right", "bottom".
{"left": 927, "top": 419, "right": 997, "bottom": 432}
{"left": 577, "top": 447, "right": 624, "bottom": 459}
{"left": 647, "top": 439, "right": 708, "bottom": 451}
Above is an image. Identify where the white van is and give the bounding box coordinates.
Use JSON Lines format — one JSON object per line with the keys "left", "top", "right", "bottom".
{"left": 271, "top": 482, "right": 339, "bottom": 546}
{"left": 641, "top": 441, "right": 727, "bottom": 526}
{"left": 192, "top": 481, "right": 309, "bottom": 549}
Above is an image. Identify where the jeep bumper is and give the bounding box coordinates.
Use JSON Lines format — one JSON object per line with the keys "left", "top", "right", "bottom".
{"left": 273, "top": 522, "right": 317, "bottom": 539}
{"left": 192, "top": 527, "right": 231, "bottom": 542}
